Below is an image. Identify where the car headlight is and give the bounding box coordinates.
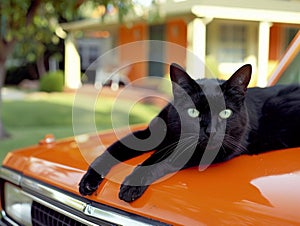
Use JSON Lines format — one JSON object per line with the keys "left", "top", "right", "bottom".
{"left": 4, "top": 182, "right": 33, "bottom": 226}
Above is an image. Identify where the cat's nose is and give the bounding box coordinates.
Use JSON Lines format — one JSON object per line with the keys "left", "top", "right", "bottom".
{"left": 205, "top": 127, "right": 217, "bottom": 137}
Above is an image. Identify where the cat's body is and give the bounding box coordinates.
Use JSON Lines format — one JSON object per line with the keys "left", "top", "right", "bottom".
{"left": 245, "top": 85, "right": 300, "bottom": 153}
{"left": 79, "top": 64, "right": 300, "bottom": 202}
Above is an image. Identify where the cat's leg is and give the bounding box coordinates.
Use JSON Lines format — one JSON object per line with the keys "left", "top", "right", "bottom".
{"left": 119, "top": 161, "right": 179, "bottom": 202}
{"left": 119, "top": 143, "right": 196, "bottom": 202}
{"left": 79, "top": 128, "right": 156, "bottom": 196}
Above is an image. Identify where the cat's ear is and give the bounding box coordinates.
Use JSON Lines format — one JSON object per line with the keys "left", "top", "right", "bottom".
{"left": 170, "top": 63, "right": 198, "bottom": 97}
{"left": 225, "top": 64, "right": 252, "bottom": 93}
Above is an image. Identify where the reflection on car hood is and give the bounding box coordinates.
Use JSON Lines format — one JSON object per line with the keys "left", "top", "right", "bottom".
{"left": 3, "top": 125, "right": 300, "bottom": 225}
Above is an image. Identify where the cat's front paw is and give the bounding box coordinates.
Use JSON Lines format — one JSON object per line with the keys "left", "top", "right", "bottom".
{"left": 119, "top": 184, "right": 148, "bottom": 202}
{"left": 79, "top": 169, "right": 103, "bottom": 196}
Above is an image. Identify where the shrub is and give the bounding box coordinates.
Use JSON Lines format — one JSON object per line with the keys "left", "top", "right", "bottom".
{"left": 40, "top": 70, "right": 64, "bottom": 92}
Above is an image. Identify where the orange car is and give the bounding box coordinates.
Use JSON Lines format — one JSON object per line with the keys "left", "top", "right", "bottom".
{"left": 1, "top": 32, "right": 300, "bottom": 225}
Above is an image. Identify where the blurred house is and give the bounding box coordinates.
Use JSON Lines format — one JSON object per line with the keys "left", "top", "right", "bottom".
{"left": 60, "top": 0, "right": 300, "bottom": 89}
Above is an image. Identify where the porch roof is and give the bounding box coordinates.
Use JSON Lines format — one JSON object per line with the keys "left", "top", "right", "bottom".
{"left": 60, "top": 0, "right": 300, "bottom": 32}
{"left": 191, "top": 5, "right": 300, "bottom": 24}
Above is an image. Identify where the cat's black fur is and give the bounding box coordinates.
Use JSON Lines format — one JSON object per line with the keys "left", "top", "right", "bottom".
{"left": 79, "top": 63, "right": 300, "bottom": 202}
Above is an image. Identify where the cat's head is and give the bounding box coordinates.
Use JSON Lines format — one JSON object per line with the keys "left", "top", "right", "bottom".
{"left": 168, "top": 63, "right": 251, "bottom": 161}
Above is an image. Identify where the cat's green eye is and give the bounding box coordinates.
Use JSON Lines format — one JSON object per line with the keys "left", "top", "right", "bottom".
{"left": 219, "top": 109, "right": 233, "bottom": 119}
{"left": 187, "top": 108, "right": 200, "bottom": 118}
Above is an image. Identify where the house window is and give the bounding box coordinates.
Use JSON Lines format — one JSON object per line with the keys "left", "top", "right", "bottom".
{"left": 88, "top": 46, "right": 99, "bottom": 64}
{"left": 77, "top": 39, "right": 101, "bottom": 70}
{"left": 148, "top": 24, "right": 166, "bottom": 77}
{"left": 217, "top": 24, "right": 247, "bottom": 63}
{"left": 284, "top": 28, "right": 299, "bottom": 49}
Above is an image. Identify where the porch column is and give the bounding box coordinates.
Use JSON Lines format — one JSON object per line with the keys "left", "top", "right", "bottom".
{"left": 257, "top": 21, "right": 272, "bottom": 87}
{"left": 64, "top": 34, "right": 81, "bottom": 89}
{"left": 186, "top": 18, "right": 211, "bottom": 79}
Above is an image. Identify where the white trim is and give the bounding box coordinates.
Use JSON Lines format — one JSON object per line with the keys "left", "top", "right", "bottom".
{"left": 192, "top": 5, "right": 300, "bottom": 24}
{"left": 64, "top": 35, "right": 82, "bottom": 89}
{"left": 187, "top": 18, "right": 211, "bottom": 79}
{"left": 257, "top": 21, "right": 272, "bottom": 87}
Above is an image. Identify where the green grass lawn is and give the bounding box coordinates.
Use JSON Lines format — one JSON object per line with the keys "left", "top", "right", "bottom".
{"left": 0, "top": 91, "right": 160, "bottom": 162}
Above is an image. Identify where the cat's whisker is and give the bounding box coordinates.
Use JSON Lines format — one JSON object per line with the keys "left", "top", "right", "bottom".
{"left": 169, "top": 139, "right": 199, "bottom": 163}
{"left": 222, "top": 135, "right": 247, "bottom": 154}
{"left": 227, "top": 136, "right": 246, "bottom": 151}
{"left": 155, "top": 136, "right": 197, "bottom": 162}
{"left": 159, "top": 138, "right": 194, "bottom": 159}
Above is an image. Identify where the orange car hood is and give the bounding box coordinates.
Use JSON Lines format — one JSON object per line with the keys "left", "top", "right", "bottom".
{"left": 3, "top": 125, "right": 300, "bottom": 225}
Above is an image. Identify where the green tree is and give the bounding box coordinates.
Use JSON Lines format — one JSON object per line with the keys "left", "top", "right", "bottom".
{"left": 0, "top": 0, "right": 81, "bottom": 138}
{"left": 0, "top": 0, "right": 135, "bottom": 139}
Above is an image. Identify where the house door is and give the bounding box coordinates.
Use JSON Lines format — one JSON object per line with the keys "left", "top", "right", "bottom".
{"left": 149, "top": 24, "right": 165, "bottom": 77}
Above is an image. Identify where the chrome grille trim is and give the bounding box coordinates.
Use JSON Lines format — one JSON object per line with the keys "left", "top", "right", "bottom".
{"left": 20, "top": 177, "right": 152, "bottom": 225}
{"left": 1, "top": 210, "right": 19, "bottom": 226}
{"left": 83, "top": 204, "right": 151, "bottom": 226}
{"left": 24, "top": 192, "right": 98, "bottom": 226}
{"left": 0, "top": 167, "right": 163, "bottom": 226}
{"left": 21, "top": 177, "right": 87, "bottom": 212}
{"left": 0, "top": 167, "right": 22, "bottom": 185}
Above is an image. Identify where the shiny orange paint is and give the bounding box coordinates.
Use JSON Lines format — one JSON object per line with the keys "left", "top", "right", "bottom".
{"left": 2, "top": 124, "right": 300, "bottom": 225}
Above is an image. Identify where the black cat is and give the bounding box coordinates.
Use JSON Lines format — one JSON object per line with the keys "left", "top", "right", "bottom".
{"left": 79, "top": 63, "right": 300, "bottom": 202}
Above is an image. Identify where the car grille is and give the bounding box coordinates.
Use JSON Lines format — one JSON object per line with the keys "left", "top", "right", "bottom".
{"left": 31, "top": 201, "right": 86, "bottom": 226}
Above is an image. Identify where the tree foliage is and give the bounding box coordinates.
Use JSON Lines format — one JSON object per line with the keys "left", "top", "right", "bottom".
{"left": 0, "top": 0, "right": 135, "bottom": 139}
{"left": 1, "top": 0, "right": 80, "bottom": 66}
{"left": 0, "top": 0, "right": 135, "bottom": 69}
